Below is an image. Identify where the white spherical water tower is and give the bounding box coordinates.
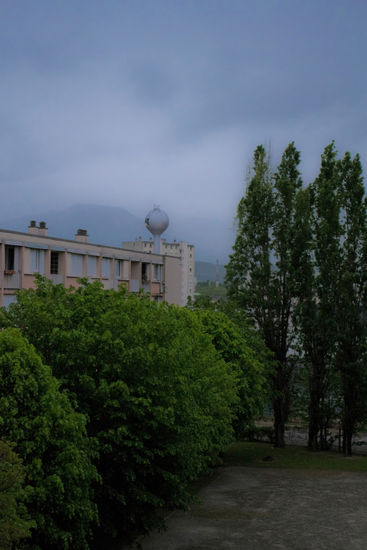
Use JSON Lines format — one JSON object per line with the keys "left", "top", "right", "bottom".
{"left": 145, "top": 206, "right": 169, "bottom": 253}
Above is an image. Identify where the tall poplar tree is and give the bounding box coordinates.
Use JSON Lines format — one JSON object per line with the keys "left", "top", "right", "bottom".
{"left": 226, "top": 143, "right": 302, "bottom": 446}
{"left": 335, "top": 151, "right": 367, "bottom": 455}
{"left": 294, "top": 143, "right": 342, "bottom": 450}
{"left": 294, "top": 144, "right": 367, "bottom": 453}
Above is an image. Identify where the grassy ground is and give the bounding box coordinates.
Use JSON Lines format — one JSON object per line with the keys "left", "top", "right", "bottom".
{"left": 224, "top": 441, "right": 367, "bottom": 472}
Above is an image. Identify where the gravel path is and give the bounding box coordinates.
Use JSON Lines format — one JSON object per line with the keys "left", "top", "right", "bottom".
{"left": 139, "top": 466, "right": 367, "bottom": 550}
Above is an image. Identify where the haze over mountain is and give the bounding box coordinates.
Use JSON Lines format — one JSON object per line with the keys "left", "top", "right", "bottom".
{"left": 1, "top": 204, "right": 235, "bottom": 264}
{"left": 195, "top": 261, "right": 226, "bottom": 284}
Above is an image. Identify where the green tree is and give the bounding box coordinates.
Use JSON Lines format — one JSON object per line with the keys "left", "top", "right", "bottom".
{"left": 335, "top": 150, "right": 367, "bottom": 455}
{"left": 91, "top": 294, "right": 238, "bottom": 543}
{"left": 0, "top": 328, "right": 98, "bottom": 550}
{"left": 193, "top": 309, "right": 267, "bottom": 437}
{"left": 226, "top": 143, "right": 302, "bottom": 446}
{"left": 293, "top": 144, "right": 367, "bottom": 454}
{"left": 2, "top": 279, "right": 238, "bottom": 544}
{"left": 293, "top": 144, "right": 342, "bottom": 450}
{"left": 0, "top": 440, "right": 33, "bottom": 550}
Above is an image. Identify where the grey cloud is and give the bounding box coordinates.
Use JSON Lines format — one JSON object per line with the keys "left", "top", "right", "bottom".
{"left": 129, "top": 61, "right": 177, "bottom": 105}
{"left": 0, "top": 0, "right": 366, "bottom": 225}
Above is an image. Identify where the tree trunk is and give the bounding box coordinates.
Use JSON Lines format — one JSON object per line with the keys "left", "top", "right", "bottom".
{"left": 307, "top": 361, "right": 332, "bottom": 450}
{"left": 272, "top": 361, "right": 292, "bottom": 448}
{"left": 308, "top": 364, "right": 323, "bottom": 450}
{"left": 273, "top": 393, "right": 286, "bottom": 447}
{"left": 308, "top": 383, "right": 320, "bottom": 450}
{"left": 343, "top": 396, "right": 355, "bottom": 457}
{"left": 342, "top": 370, "right": 359, "bottom": 456}
{"left": 343, "top": 421, "right": 353, "bottom": 456}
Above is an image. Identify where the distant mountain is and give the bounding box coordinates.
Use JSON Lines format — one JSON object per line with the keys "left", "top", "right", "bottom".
{"left": 1, "top": 204, "right": 143, "bottom": 247}
{"left": 1, "top": 204, "right": 236, "bottom": 263}
{"left": 168, "top": 217, "right": 235, "bottom": 264}
{"left": 195, "top": 261, "right": 226, "bottom": 283}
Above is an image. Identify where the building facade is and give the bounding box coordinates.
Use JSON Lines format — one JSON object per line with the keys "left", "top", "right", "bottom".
{"left": 121, "top": 237, "right": 195, "bottom": 305}
{"left": 0, "top": 221, "right": 184, "bottom": 308}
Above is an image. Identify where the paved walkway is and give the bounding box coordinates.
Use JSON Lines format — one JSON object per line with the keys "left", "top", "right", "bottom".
{"left": 139, "top": 467, "right": 367, "bottom": 550}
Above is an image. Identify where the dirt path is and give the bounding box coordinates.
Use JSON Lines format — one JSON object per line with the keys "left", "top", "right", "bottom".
{"left": 138, "top": 466, "right": 367, "bottom": 549}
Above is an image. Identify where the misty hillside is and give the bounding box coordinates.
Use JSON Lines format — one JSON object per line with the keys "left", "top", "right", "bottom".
{"left": 195, "top": 261, "right": 226, "bottom": 283}
{"left": 2, "top": 204, "right": 236, "bottom": 263}
{"left": 1, "top": 204, "right": 143, "bottom": 247}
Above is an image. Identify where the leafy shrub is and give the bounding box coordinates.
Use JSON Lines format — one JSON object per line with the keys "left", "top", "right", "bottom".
{"left": 193, "top": 309, "right": 268, "bottom": 437}
{"left": 0, "top": 440, "right": 33, "bottom": 550}
{"left": 0, "top": 328, "right": 98, "bottom": 549}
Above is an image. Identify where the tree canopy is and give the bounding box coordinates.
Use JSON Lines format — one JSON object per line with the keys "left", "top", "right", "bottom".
{"left": 0, "top": 440, "right": 33, "bottom": 550}
{"left": 1, "top": 278, "right": 247, "bottom": 545}
{"left": 226, "top": 141, "right": 367, "bottom": 454}
{"left": 0, "top": 328, "right": 97, "bottom": 549}
{"left": 226, "top": 143, "right": 302, "bottom": 446}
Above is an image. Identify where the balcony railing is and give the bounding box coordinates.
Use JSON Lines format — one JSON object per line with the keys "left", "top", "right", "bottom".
{"left": 130, "top": 279, "right": 140, "bottom": 293}
{"left": 50, "top": 274, "right": 63, "bottom": 285}
{"left": 4, "top": 270, "right": 21, "bottom": 289}
{"left": 142, "top": 281, "right": 150, "bottom": 293}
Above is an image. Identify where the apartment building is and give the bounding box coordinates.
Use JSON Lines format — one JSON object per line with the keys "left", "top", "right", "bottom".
{"left": 0, "top": 221, "right": 184, "bottom": 308}
{"left": 121, "top": 237, "right": 195, "bottom": 305}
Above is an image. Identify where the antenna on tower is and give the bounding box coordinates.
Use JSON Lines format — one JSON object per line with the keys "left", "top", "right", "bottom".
{"left": 216, "top": 259, "right": 219, "bottom": 287}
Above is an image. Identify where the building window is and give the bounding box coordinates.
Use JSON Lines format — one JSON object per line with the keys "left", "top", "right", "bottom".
{"left": 115, "top": 260, "right": 125, "bottom": 278}
{"left": 5, "top": 246, "right": 15, "bottom": 271}
{"left": 153, "top": 264, "right": 162, "bottom": 281}
{"left": 115, "top": 260, "right": 121, "bottom": 278}
{"left": 70, "top": 254, "right": 83, "bottom": 276}
{"left": 88, "top": 256, "right": 97, "bottom": 277}
{"left": 30, "top": 249, "right": 45, "bottom": 274}
{"left": 3, "top": 295, "right": 17, "bottom": 308}
{"left": 142, "top": 262, "right": 150, "bottom": 282}
{"left": 50, "top": 251, "right": 59, "bottom": 274}
{"left": 101, "top": 258, "right": 110, "bottom": 278}
{"left": 115, "top": 259, "right": 128, "bottom": 279}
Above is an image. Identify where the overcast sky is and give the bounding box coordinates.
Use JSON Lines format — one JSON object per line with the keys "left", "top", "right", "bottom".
{"left": 1, "top": 0, "right": 366, "bottom": 226}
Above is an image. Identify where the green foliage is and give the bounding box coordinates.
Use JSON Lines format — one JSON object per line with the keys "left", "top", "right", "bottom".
{"left": 2, "top": 278, "right": 239, "bottom": 544}
{"left": 333, "top": 149, "right": 367, "bottom": 453}
{"left": 226, "top": 143, "right": 303, "bottom": 447}
{"left": 92, "top": 296, "right": 238, "bottom": 542}
{"left": 226, "top": 140, "right": 367, "bottom": 454}
{"left": 226, "top": 145, "right": 274, "bottom": 327}
{"left": 0, "top": 328, "right": 98, "bottom": 550}
{"left": 0, "top": 440, "right": 33, "bottom": 550}
{"left": 293, "top": 144, "right": 344, "bottom": 449}
{"left": 195, "top": 281, "right": 227, "bottom": 299}
{"left": 192, "top": 309, "right": 267, "bottom": 437}
{"left": 293, "top": 143, "right": 367, "bottom": 453}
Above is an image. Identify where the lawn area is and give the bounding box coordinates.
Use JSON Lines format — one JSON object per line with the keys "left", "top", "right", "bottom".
{"left": 224, "top": 441, "right": 367, "bottom": 472}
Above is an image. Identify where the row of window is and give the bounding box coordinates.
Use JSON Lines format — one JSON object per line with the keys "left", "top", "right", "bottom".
{"left": 5, "top": 247, "right": 65, "bottom": 276}
{"left": 4, "top": 246, "right": 162, "bottom": 280}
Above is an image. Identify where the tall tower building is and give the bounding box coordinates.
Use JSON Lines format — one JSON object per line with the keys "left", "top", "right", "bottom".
{"left": 122, "top": 207, "right": 195, "bottom": 306}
